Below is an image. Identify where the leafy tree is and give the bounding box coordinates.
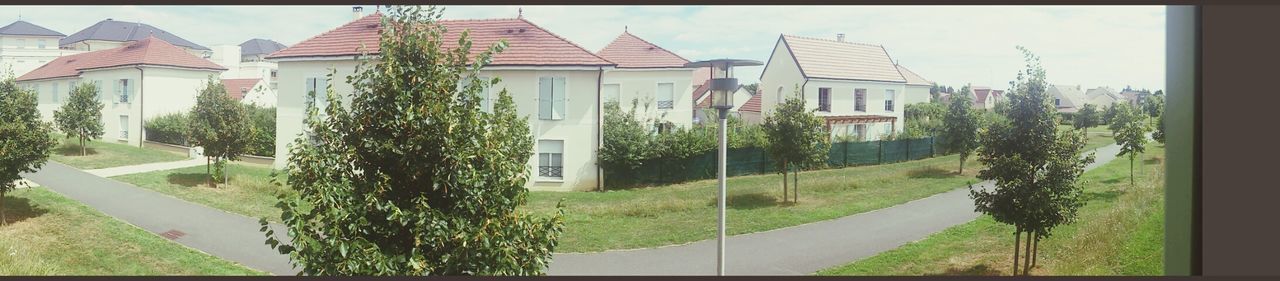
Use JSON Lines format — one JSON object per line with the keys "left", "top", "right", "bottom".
{"left": 1152, "top": 112, "right": 1166, "bottom": 144}
{"left": 741, "top": 83, "right": 759, "bottom": 96}
{"left": 1142, "top": 94, "right": 1164, "bottom": 126}
{"left": 598, "top": 100, "right": 655, "bottom": 189}
{"left": 1109, "top": 103, "right": 1150, "bottom": 186}
{"left": 762, "top": 90, "right": 829, "bottom": 203}
{"left": 53, "top": 82, "right": 105, "bottom": 156}
{"left": 940, "top": 86, "right": 980, "bottom": 174}
{"left": 1101, "top": 103, "right": 1119, "bottom": 125}
{"left": 970, "top": 47, "right": 1094, "bottom": 275}
{"left": 262, "top": 6, "right": 564, "bottom": 275}
{"left": 188, "top": 78, "right": 253, "bottom": 188}
{"left": 1073, "top": 103, "right": 1101, "bottom": 137}
{"left": 903, "top": 102, "right": 945, "bottom": 139}
{"left": 0, "top": 75, "right": 57, "bottom": 224}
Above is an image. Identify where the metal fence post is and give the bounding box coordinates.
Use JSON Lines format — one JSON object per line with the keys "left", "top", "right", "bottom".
{"left": 878, "top": 140, "right": 883, "bottom": 164}
{"left": 906, "top": 139, "right": 912, "bottom": 160}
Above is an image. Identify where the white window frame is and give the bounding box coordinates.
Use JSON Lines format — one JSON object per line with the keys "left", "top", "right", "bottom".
{"left": 656, "top": 82, "right": 674, "bottom": 110}
{"left": 116, "top": 79, "right": 132, "bottom": 104}
{"left": 854, "top": 88, "right": 867, "bottom": 112}
{"left": 855, "top": 124, "right": 867, "bottom": 141}
{"left": 118, "top": 115, "right": 130, "bottom": 140}
{"left": 52, "top": 83, "right": 59, "bottom": 103}
{"left": 603, "top": 83, "right": 620, "bottom": 104}
{"left": 818, "top": 87, "right": 832, "bottom": 112}
{"left": 884, "top": 89, "right": 895, "bottom": 112}
{"left": 538, "top": 76, "right": 567, "bottom": 120}
{"left": 305, "top": 76, "right": 330, "bottom": 112}
{"left": 37, "top": 39, "right": 46, "bottom": 49}
{"left": 92, "top": 80, "right": 104, "bottom": 101}
{"left": 537, "top": 139, "right": 565, "bottom": 181}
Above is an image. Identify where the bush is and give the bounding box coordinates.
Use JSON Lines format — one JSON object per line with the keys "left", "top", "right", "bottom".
{"left": 244, "top": 104, "right": 275, "bottom": 157}
{"left": 145, "top": 112, "right": 190, "bottom": 146}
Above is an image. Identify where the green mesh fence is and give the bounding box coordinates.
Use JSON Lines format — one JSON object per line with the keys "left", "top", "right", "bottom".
{"left": 604, "top": 137, "right": 936, "bottom": 188}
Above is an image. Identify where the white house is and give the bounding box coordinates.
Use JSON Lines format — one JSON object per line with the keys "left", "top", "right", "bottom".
{"left": 59, "top": 19, "right": 212, "bottom": 59}
{"left": 596, "top": 31, "right": 694, "bottom": 129}
{"left": 0, "top": 20, "right": 83, "bottom": 77}
{"left": 210, "top": 38, "right": 286, "bottom": 90}
{"left": 896, "top": 64, "right": 933, "bottom": 105}
{"left": 221, "top": 78, "right": 275, "bottom": 107}
{"left": 1085, "top": 86, "right": 1123, "bottom": 109}
{"left": 266, "top": 12, "right": 616, "bottom": 191}
{"left": 1048, "top": 84, "right": 1088, "bottom": 113}
{"left": 691, "top": 81, "right": 755, "bottom": 124}
{"left": 18, "top": 36, "right": 226, "bottom": 147}
{"left": 758, "top": 34, "right": 907, "bottom": 141}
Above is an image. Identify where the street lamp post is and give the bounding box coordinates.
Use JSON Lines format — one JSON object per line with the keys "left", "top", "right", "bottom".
{"left": 684, "top": 59, "right": 762, "bottom": 276}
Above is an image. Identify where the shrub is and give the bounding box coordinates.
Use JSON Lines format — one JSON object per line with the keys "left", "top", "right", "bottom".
{"left": 145, "top": 112, "right": 190, "bottom": 146}
{"left": 244, "top": 104, "right": 276, "bottom": 157}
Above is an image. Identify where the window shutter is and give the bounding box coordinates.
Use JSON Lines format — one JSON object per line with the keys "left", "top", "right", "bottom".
{"left": 553, "top": 77, "right": 566, "bottom": 120}
{"left": 479, "top": 77, "right": 491, "bottom": 112}
{"left": 539, "top": 77, "right": 553, "bottom": 120}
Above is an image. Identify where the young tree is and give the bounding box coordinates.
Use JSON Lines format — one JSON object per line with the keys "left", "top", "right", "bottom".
{"left": 969, "top": 47, "right": 1094, "bottom": 275}
{"left": 940, "top": 86, "right": 980, "bottom": 173}
{"left": 0, "top": 75, "right": 57, "bottom": 224}
{"left": 1110, "top": 103, "right": 1150, "bottom": 186}
{"left": 1142, "top": 94, "right": 1164, "bottom": 126}
{"left": 1101, "top": 103, "right": 1119, "bottom": 125}
{"left": 762, "top": 91, "right": 829, "bottom": 203}
{"left": 261, "top": 6, "right": 564, "bottom": 275}
{"left": 53, "top": 82, "right": 105, "bottom": 156}
{"left": 598, "top": 99, "right": 655, "bottom": 189}
{"left": 1073, "top": 103, "right": 1100, "bottom": 137}
{"left": 188, "top": 78, "right": 253, "bottom": 188}
{"left": 1153, "top": 113, "right": 1166, "bottom": 144}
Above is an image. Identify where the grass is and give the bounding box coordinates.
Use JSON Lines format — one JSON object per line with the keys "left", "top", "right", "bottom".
{"left": 47, "top": 134, "right": 188, "bottom": 170}
{"left": 0, "top": 187, "right": 263, "bottom": 275}
{"left": 111, "top": 163, "right": 292, "bottom": 222}
{"left": 817, "top": 145, "right": 1165, "bottom": 276}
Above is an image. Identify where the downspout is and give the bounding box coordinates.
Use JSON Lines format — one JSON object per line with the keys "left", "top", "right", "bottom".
{"left": 136, "top": 66, "right": 144, "bottom": 148}
{"left": 596, "top": 66, "right": 604, "bottom": 192}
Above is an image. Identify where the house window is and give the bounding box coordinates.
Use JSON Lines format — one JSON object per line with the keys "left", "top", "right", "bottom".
{"left": 116, "top": 79, "right": 132, "bottom": 103}
{"left": 602, "top": 84, "right": 620, "bottom": 103}
{"left": 38, "top": 40, "right": 46, "bottom": 49}
{"left": 538, "top": 76, "right": 566, "bottom": 120}
{"left": 854, "top": 89, "right": 867, "bottom": 112}
{"left": 776, "top": 86, "right": 784, "bottom": 104}
{"left": 270, "top": 70, "right": 278, "bottom": 78}
{"left": 92, "top": 80, "right": 103, "bottom": 101}
{"left": 305, "top": 77, "right": 330, "bottom": 111}
{"left": 883, "top": 123, "right": 893, "bottom": 136}
{"left": 52, "top": 83, "right": 59, "bottom": 103}
{"left": 119, "top": 115, "right": 129, "bottom": 140}
{"left": 537, "top": 140, "right": 564, "bottom": 179}
{"left": 1055, "top": 98, "right": 1061, "bottom": 106}
{"left": 818, "top": 87, "right": 831, "bottom": 112}
{"left": 854, "top": 124, "right": 867, "bottom": 140}
{"left": 884, "top": 89, "right": 895, "bottom": 112}
{"left": 458, "top": 76, "right": 492, "bottom": 113}
{"left": 656, "top": 82, "right": 674, "bottom": 109}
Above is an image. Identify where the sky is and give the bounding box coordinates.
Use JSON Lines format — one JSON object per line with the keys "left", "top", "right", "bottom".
{"left": 2, "top": 5, "right": 1165, "bottom": 91}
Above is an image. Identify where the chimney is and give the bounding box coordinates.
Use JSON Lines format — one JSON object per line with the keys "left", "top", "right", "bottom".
{"left": 352, "top": 6, "right": 364, "bottom": 20}
{"left": 836, "top": 33, "right": 846, "bottom": 42}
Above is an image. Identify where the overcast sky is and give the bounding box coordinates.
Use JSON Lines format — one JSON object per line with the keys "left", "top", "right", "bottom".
{"left": 3, "top": 5, "right": 1165, "bottom": 91}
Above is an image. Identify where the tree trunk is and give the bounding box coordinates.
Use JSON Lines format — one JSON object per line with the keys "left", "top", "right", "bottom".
{"left": 1, "top": 190, "right": 6, "bottom": 225}
{"left": 1032, "top": 232, "right": 1040, "bottom": 267}
{"left": 781, "top": 160, "right": 788, "bottom": 203}
{"left": 80, "top": 136, "right": 86, "bottom": 156}
{"left": 959, "top": 153, "right": 966, "bottom": 174}
{"left": 207, "top": 157, "right": 214, "bottom": 188}
{"left": 792, "top": 168, "right": 799, "bottom": 202}
{"left": 1013, "top": 229, "right": 1021, "bottom": 275}
{"left": 1023, "top": 230, "right": 1034, "bottom": 275}
{"left": 1130, "top": 155, "right": 1136, "bottom": 186}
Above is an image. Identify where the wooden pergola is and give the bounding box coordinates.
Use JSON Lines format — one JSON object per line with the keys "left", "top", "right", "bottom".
{"left": 823, "top": 115, "right": 897, "bottom": 130}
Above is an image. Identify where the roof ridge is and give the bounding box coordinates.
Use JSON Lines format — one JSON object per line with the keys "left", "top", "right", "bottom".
{"left": 617, "top": 31, "right": 690, "bottom": 64}
{"left": 270, "top": 12, "right": 382, "bottom": 58}
{"left": 783, "top": 34, "right": 882, "bottom": 47}
{"left": 516, "top": 17, "right": 614, "bottom": 65}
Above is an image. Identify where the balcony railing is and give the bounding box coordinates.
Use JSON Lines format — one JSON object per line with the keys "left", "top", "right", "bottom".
{"left": 657, "top": 100, "right": 674, "bottom": 109}
{"left": 539, "top": 166, "right": 563, "bottom": 178}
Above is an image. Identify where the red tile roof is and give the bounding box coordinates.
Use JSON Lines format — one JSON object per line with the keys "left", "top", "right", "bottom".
{"left": 18, "top": 36, "right": 225, "bottom": 81}
{"left": 267, "top": 13, "right": 614, "bottom": 66}
{"left": 597, "top": 32, "right": 688, "bottom": 68}
{"left": 221, "top": 78, "right": 261, "bottom": 100}
{"left": 691, "top": 82, "right": 710, "bottom": 108}
{"left": 739, "top": 92, "right": 762, "bottom": 113}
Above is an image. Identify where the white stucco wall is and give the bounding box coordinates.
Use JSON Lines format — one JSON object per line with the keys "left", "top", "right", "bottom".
{"left": 0, "top": 35, "right": 81, "bottom": 77}
{"left": 904, "top": 84, "right": 931, "bottom": 105}
{"left": 759, "top": 38, "right": 806, "bottom": 117}
{"left": 274, "top": 59, "right": 604, "bottom": 191}
{"left": 239, "top": 80, "right": 277, "bottom": 107}
{"left": 759, "top": 38, "right": 905, "bottom": 140}
{"left": 601, "top": 68, "right": 694, "bottom": 128}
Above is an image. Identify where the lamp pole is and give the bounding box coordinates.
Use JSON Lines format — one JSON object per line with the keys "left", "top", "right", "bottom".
{"left": 717, "top": 106, "right": 728, "bottom": 276}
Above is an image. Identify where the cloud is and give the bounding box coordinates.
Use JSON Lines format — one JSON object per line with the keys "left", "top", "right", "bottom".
{"left": 0, "top": 5, "right": 1165, "bottom": 90}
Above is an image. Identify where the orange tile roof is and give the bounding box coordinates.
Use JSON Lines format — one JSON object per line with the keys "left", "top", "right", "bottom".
{"left": 221, "top": 78, "right": 261, "bottom": 100}
{"left": 597, "top": 32, "right": 688, "bottom": 68}
{"left": 739, "top": 92, "right": 762, "bottom": 113}
{"left": 267, "top": 13, "right": 614, "bottom": 67}
{"left": 18, "top": 36, "right": 225, "bottom": 81}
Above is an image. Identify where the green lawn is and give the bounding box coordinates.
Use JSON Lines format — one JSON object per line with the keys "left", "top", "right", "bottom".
{"left": 111, "top": 163, "right": 292, "bottom": 222}
{"left": 48, "top": 135, "right": 188, "bottom": 170}
{"left": 0, "top": 187, "right": 263, "bottom": 275}
{"left": 817, "top": 145, "right": 1165, "bottom": 276}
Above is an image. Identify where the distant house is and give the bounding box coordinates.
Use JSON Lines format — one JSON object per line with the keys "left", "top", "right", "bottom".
{"left": 895, "top": 64, "right": 933, "bottom": 105}
{"left": 1085, "top": 86, "right": 1124, "bottom": 108}
{"left": 221, "top": 78, "right": 275, "bottom": 107}
{"left": 266, "top": 11, "right": 615, "bottom": 191}
{"left": 60, "top": 19, "right": 211, "bottom": 58}
{"left": 0, "top": 20, "right": 83, "bottom": 76}
{"left": 1048, "top": 84, "right": 1088, "bottom": 113}
{"left": 1119, "top": 90, "right": 1150, "bottom": 107}
{"left": 972, "top": 86, "right": 1005, "bottom": 110}
{"left": 690, "top": 69, "right": 754, "bottom": 125}
{"left": 737, "top": 90, "right": 762, "bottom": 124}
{"left": 596, "top": 31, "right": 694, "bottom": 129}
{"left": 210, "top": 38, "right": 285, "bottom": 90}
{"left": 18, "top": 36, "right": 226, "bottom": 146}
{"left": 758, "top": 34, "right": 906, "bottom": 141}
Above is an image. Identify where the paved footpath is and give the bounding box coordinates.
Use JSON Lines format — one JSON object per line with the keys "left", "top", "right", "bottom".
{"left": 21, "top": 161, "right": 298, "bottom": 275}
{"left": 84, "top": 158, "right": 207, "bottom": 177}
{"left": 547, "top": 142, "right": 1124, "bottom": 275}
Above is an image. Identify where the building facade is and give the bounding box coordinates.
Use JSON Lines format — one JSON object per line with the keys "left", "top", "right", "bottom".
{"left": 0, "top": 20, "right": 83, "bottom": 77}
{"left": 597, "top": 31, "right": 695, "bottom": 129}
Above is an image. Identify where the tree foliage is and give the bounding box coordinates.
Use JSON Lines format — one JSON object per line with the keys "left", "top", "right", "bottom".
{"left": 1101, "top": 103, "right": 1119, "bottom": 125}
{"left": 1073, "top": 103, "right": 1101, "bottom": 136}
{"left": 0, "top": 75, "right": 57, "bottom": 224}
{"left": 903, "top": 101, "right": 945, "bottom": 139}
{"left": 262, "top": 6, "right": 564, "bottom": 275}
{"left": 969, "top": 47, "right": 1094, "bottom": 275}
{"left": 1109, "top": 103, "right": 1150, "bottom": 186}
{"left": 1153, "top": 113, "right": 1166, "bottom": 144}
{"left": 762, "top": 90, "right": 829, "bottom": 202}
{"left": 188, "top": 78, "right": 254, "bottom": 187}
{"left": 53, "top": 82, "right": 105, "bottom": 156}
{"left": 940, "top": 86, "right": 980, "bottom": 174}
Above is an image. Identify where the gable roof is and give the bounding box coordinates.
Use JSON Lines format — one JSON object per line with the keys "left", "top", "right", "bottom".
{"left": 267, "top": 13, "right": 614, "bottom": 67}
{"left": 895, "top": 64, "right": 931, "bottom": 86}
{"left": 60, "top": 19, "right": 209, "bottom": 51}
{"left": 973, "top": 86, "right": 993, "bottom": 104}
{"left": 221, "top": 78, "right": 262, "bottom": 100}
{"left": 0, "top": 20, "right": 65, "bottom": 37}
{"left": 18, "top": 36, "right": 226, "bottom": 81}
{"left": 780, "top": 35, "right": 905, "bottom": 83}
{"left": 1048, "top": 84, "right": 1088, "bottom": 109}
{"left": 596, "top": 31, "right": 688, "bottom": 68}
{"left": 739, "top": 92, "right": 762, "bottom": 113}
{"left": 239, "top": 38, "right": 288, "bottom": 57}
